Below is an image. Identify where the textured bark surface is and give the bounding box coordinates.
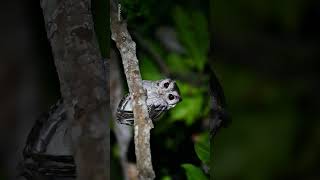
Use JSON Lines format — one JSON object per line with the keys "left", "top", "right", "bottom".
{"left": 110, "top": 0, "right": 155, "bottom": 179}
{"left": 40, "top": 0, "right": 109, "bottom": 179}
{"left": 110, "top": 49, "right": 133, "bottom": 180}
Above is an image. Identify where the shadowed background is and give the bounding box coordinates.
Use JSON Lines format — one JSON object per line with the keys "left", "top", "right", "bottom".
{"left": 211, "top": 0, "right": 320, "bottom": 180}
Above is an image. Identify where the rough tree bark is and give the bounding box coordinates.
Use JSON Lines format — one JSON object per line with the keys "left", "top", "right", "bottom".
{"left": 40, "top": 0, "right": 109, "bottom": 179}
{"left": 110, "top": 0, "right": 155, "bottom": 179}
{"left": 110, "top": 49, "right": 134, "bottom": 180}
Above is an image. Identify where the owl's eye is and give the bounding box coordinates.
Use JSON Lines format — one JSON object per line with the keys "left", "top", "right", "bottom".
{"left": 164, "top": 82, "right": 170, "bottom": 88}
{"left": 168, "top": 94, "right": 175, "bottom": 100}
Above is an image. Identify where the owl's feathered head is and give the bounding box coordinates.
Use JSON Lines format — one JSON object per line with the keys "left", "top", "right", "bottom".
{"left": 157, "top": 78, "right": 182, "bottom": 107}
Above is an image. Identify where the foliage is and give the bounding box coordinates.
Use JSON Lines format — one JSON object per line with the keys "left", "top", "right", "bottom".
{"left": 173, "top": 7, "right": 209, "bottom": 71}
{"left": 140, "top": 56, "right": 163, "bottom": 80}
{"left": 121, "top": 0, "right": 159, "bottom": 32}
{"left": 194, "top": 133, "right": 210, "bottom": 166}
{"left": 169, "top": 81, "right": 206, "bottom": 125}
{"left": 139, "top": 6, "right": 210, "bottom": 127}
{"left": 182, "top": 132, "right": 210, "bottom": 179}
{"left": 182, "top": 164, "right": 208, "bottom": 180}
{"left": 121, "top": 0, "right": 153, "bottom": 19}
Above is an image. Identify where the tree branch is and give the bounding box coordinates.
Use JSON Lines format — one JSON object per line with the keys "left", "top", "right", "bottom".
{"left": 110, "top": 0, "right": 155, "bottom": 179}
{"left": 40, "top": 0, "right": 109, "bottom": 179}
{"left": 110, "top": 49, "right": 133, "bottom": 180}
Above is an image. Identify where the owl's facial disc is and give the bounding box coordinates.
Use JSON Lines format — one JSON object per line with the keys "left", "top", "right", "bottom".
{"left": 158, "top": 78, "right": 175, "bottom": 90}
{"left": 166, "top": 91, "right": 182, "bottom": 107}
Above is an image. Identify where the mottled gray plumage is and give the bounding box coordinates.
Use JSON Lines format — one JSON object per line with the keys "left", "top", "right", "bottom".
{"left": 116, "top": 78, "right": 182, "bottom": 126}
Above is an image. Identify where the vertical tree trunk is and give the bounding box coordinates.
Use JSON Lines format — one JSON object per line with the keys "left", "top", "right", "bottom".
{"left": 40, "top": 0, "right": 109, "bottom": 179}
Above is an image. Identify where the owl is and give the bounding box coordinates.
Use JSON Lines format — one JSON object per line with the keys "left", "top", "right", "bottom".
{"left": 116, "top": 78, "right": 182, "bottom": 126}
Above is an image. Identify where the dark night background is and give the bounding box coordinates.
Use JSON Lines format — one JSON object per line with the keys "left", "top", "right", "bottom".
{"left": 0, "top": 0, "right": 320, "bottom": 180}
{"left": 211, "top": 0, "right": 320, "bottom": 179}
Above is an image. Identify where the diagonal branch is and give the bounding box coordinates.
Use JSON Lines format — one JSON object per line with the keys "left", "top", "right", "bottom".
{"left": 110, "top": 0, "right": 155, "bottom": 179}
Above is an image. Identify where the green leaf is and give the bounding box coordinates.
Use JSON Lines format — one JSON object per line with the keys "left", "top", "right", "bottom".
{"left": 194, "top": 134, "right": 210, "bottom": 165}
{"left": 182, "top": 164, "right": 208, "bottom": 180}
{"left": 140, "top": 56, "right": 163, "bottom": 80}
{"left": 169, "top": 94, "right": 203, "bottom": 125}
{"left": 173, "top": 6, "right": 209, "bottom": 71}
{"left": 166, "top": 53, "right": 191, "bottom": 73}
{"left": 161, "top": 176, "right": 172, "bottom": 180}
{"left": 169, "top": 82, "right": 206, "bottom": 125}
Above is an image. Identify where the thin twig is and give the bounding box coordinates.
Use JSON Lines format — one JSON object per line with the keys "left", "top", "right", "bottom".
{"left": 110, "top": 0, "right": 155, "bottom": 179}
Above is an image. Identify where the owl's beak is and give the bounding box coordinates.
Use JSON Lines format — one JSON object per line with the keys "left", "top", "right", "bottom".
{"left": 178, "top": 96, "right": 182, "bottom": 102}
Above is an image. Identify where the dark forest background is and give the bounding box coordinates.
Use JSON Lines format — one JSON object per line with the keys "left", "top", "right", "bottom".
{"left": 211, "top": 0, "right": 320, "bottom": 179}
{"left": 0, "top": 0, "right": 319, "bottom": 180}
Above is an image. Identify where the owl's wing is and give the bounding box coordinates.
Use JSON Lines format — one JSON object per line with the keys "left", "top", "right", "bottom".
{"left": 148, "top": 103, "right": 168, "bottom": 120}
{"left": 117, "top": 94, "right": 131, "bottom": 111}
{"left": 116, "top": 110, "right": 134, "bottom": 126}
{"left": 147, "top": 95, "right": 169, "bottom": 120}
{"left": 116, "top": 94, "right": 134, "bottom": 125}
{"left": 116, "top": 95, "right": 167, "bottom": 126}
